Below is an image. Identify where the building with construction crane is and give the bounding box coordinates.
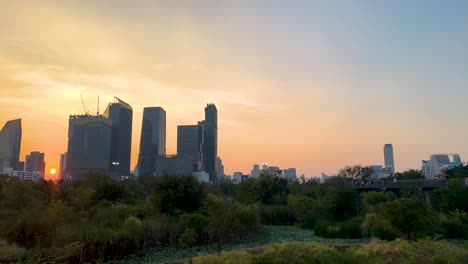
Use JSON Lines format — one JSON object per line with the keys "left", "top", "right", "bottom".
{"left": 64, "top": 95, "right": 132, "bottom": 180}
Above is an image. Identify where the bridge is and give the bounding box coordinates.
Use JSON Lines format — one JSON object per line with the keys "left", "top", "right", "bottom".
{"left": 345, "top": 178, "right": 468, "bottom": 192}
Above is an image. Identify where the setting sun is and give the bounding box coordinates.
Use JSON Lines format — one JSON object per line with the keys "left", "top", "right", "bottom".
{"left": 49, "top": 168, "right": 57, "bottom": 175}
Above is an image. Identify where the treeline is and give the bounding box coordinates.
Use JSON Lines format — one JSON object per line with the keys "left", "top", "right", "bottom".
{"left": 1, "top": 165, "right": 468, "bottom": 263}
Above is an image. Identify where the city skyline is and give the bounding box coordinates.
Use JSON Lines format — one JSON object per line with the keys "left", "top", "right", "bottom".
{"left": 1, "top": 1, "right": 468, "bottom": 178}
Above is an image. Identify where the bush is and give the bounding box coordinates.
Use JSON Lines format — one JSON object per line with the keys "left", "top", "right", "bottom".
{"left": 361, "top": 213, "right": 397, "bottom": 241}
{"left": 314, "top": 218, "right": 363, "bottom": 239}
{"left": 260, "top": 205, "right": 296, "bottom": 225}
{"left": 350, "top": 239, "right": 468, "bottom": 264}
{"left": 0, "top": 240, "right": 27, "bottom": 263}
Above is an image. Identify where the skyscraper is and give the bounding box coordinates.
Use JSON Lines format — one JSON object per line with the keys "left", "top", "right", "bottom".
{"left": 25, "top": 151, "right": 45, "bottom": 174}
{"left": 201, "top": 104, "right": 217, "bottom": 181}
{"left": 177, "top": 125, "right": 203, "bottom": 172}
{"left": 251, "top": 164, "right": 260, "bottom": 178}
{"left": 59, "top": 152, "right": 67, "bottom": 180}
{"left": 0, "top": 119, "right": 22, "bottom": 171}
{"left": 216, "top": 156, "right": 224, "bottom": 179}
{"left": 103, "top": 97, "right": 133, "bottom": 179}
{"left": 138, "top": 107, "right": 166, "bottom": 176}
{"left": 65, "top": 115, "right": 112, "bottom": 180}
{"left": 383, "top": 144, "right": 395, "bottom": 175}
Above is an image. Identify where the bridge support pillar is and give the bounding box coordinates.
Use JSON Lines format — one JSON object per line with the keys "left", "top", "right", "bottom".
{"left": 425, "top": 191, "right": 431, "bottom": 208}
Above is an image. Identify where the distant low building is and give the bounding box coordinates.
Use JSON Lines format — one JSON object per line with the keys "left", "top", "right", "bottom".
{"left": 193, "top": 171, "right": 209, "bottom": 183}
{"left": 233, "top": 172, "right": 243, "bottom": 184}
{"left": 2, "top": 167, "right": 43, "bottom": 181}
{"left": 283, "top": 168, "right": 297, "bottom": 181}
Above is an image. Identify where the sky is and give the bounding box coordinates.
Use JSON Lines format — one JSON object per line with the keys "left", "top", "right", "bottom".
{"left": 1, "top": 0, "right": 468, "bottom": 179}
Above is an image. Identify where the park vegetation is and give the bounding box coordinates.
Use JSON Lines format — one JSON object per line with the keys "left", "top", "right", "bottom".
{"left": 1, "top": 164, "right": 468, "bottom": 263}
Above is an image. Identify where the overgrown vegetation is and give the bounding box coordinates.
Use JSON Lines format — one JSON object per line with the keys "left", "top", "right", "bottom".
{"left": 191, "top": 240, "right": 468, "bottom": 264}
{"left": 1, "top": 164, "right": 468, "bottom": 262}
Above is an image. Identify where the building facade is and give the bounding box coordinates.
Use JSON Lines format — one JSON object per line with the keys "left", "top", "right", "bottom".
{"left": 153, "top": 155, "right": 192, "bottom": 177}
{"left": 283, "top": 168, "right": 297, "bottom": 181}
{"left": 383, "top": 144, "right": 395, "bottom": 175}
{"left": 25, "top": 151, "right": 45, "bottom": 174}
{"left": 65, "top": 115, "right": 113, "bottom": 180}
{"left": 201, "top": 104, "right": 218, "bottom": 181}
{"left": 0, "top": 119, "right": 22, "bottom": 171}
{"left": 430, "top": 154, "right": 463, "bottom": 176}
{"left": 216, "top": 156, "right": 224, "bottom": 179}
{"left": 422, "top": 160, "right": 434, "bottom": 179}
{"left": 138, "top": 107, "right": 166, "bottom": 176}
{"left": 177, "top": 125, "right": 203, "bottom": 172}
{"left": 59, "top": 152, "right": 67, "bottom": 180}
{"left": 251, "top": 164, "right": 260, "bottom": 178}
{"left": 103, "top": 97, "right": 133, "bottom": 179}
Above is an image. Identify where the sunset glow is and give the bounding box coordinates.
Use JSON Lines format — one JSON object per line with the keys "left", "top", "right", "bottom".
{"left": 1, "top": 1, "right": 467, "bottom": 180}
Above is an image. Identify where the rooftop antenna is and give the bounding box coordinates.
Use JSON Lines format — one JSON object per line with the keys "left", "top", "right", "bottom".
{"left": 80, "top": 94, "right": 89, "bottom": 115}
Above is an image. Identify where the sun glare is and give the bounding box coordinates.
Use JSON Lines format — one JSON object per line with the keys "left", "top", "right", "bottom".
{"left": 50, "top": 168, "right": 57, "bottom": 175}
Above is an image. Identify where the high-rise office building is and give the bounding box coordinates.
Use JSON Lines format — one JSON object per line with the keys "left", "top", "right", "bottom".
{"left": 25, "top": 151, "right": 45, "bottom": 174}
{"left": 251, "top": 164, "right": 260, "bottom": 178}
{"left": 383, "top": 144, "right": 395, "bottom": 175}
{"left": 0, "top": 119, "right": 22, "bottom": 171}
{"left": 177, "top": 125, "right": 203, "bottom": 172}
{"left": 65, "top": 115, "right": 112, "bottom": 180}
{"left": 138, "top": 107, "right": 166, "bottom": 176}
{"left": 59, "top": 152, "right": 67, "bottom": 180}
{"left": 216, "top": 156, "right": 224, "bottom": 179}
{"left": 201, "top": 104, "right": 217, "bottom": 181}
{"left": 103, "top": 97, "right": 133, "bottom": 179}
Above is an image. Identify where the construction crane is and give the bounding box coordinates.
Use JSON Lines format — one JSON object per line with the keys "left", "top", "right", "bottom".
{"left": 80, "top": 94, "right": 89, "bottom": 115}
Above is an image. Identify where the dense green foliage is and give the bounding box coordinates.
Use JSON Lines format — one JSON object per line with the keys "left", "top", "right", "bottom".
{"left": 2, "top": 164, "right": 468, "bottom": 262}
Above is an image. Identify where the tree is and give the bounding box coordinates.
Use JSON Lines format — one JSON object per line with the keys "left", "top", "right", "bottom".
{"left": 363, "top": 191, "right": 391, "bottom": 213}
{"left": 394, "top": 169, "right": 424, "bottom": 180}
{"left": 381, "top": 198, "right": 433, "bottom": 240}
{"left": 152, "top": 175, "right": 204, "bottom": 216}
{"left": 338, "top": 165, "right": 371, "bottom": 181}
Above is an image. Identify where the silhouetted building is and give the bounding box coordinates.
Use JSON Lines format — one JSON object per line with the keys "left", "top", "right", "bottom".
{"left": 59, "top": 152, "right": 67, "bottom": 180}
{"left": 430, "top": 154, "right": 462, "bottom": 176}
{"left": 65, "top": 115, "right": 112, "bottom": 180}
{"left": 383, "top": 144, "right": 395, "bottom": 175}
{"left": 283, "top": 168, "right": 297, "bottom": 181}
{"left": 200, "top": 104, "right": 217, "bottom": 181}
{"left": 251, "top": 164, "right": 260, "bottom": 178}
{"left": 138, "top": 107, "right": 166, "bottom": 176}
{"left": 177, "top": 125, "right": 203, "bottom": 172}
{"left": 103, "top": 97, "right": 133, "bottom": 179}
{"left": 25, "top": 151, "right": 45, "bottom": 174}
{"left": 154, "top": 155, "right": 192, "bottom": 176}
{"left": 216, "top": 157, "right": 224, "bottom": 179}
{"left": 0, "top": 119, "right": 22, "bottom": 171}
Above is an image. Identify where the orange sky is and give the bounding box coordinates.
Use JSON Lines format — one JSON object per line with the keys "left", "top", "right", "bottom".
{"left": 1, "top": 1, "right": 468, "bottom": 179}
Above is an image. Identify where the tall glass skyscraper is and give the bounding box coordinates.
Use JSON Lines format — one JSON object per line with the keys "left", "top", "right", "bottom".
{"left": 383, "top": 144, "right": 395, "bottom": 175}
{"left": 65, "top": 115, "right": 112, "bottom": 180}
{"left": 201, "top": 104, "right": 217, "bottom": 181}
{"left": 138, "top": 107, "right": 166, "bottom": 176}
{"left": 0, "top": 119, "right": 22, "bottom": 171}
{"left": 103, "top": 97, "right": 133, "bottom": 179}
